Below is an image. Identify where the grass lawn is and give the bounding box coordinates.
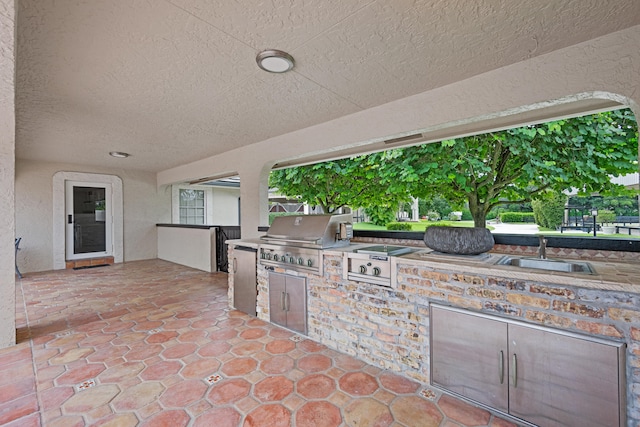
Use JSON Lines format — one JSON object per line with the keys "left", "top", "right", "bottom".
{"left": 353, "top": 220, "right": 486, "bottom": 232}
{"left": 353, "top": 221, "right": 638, "bottom": 238}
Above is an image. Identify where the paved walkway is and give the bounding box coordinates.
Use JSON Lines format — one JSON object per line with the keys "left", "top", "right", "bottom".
{"left": 489, "top": 221, "right": 540, "bottom": 235}
{"left": 1, "top": 259, "right": 516, "bottom": 426}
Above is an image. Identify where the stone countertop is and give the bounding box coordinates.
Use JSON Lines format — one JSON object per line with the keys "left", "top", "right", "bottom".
{"left": 228, "top": 239, "right": 640, "bottom": 294}
{"left": 226, "top": 238, "right": 261, "bottom": 249}
{"left": 397, "top": 249, "right": 640, "bottom": 294}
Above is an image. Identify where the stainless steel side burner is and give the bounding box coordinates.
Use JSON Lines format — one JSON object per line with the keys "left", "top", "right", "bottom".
{"left": 354, "top": 245, "right": 415, "bottom": 256}
{"left": 345, "top": 245, "right": 418, "bottom": 287}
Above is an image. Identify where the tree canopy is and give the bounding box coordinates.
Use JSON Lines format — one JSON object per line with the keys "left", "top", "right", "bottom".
{"left": 269, "top": 109, "right": 638, "bottom": 227}
{"left": 269, "top": 152, "right": 412, "bottom": 214}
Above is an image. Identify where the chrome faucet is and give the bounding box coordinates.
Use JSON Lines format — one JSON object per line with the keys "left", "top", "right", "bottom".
{"left": 538, "top": 235, "right": 547, "bottom": 259}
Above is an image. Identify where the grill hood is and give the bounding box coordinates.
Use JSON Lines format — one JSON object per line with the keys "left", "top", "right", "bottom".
{"left": 261, "top": 214, "right": 352, "bottom": 248}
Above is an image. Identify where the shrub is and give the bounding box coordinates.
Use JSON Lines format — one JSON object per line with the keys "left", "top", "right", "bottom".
{"left": 386, "top": 222, "right": 413, "bottom": 231}
{"left": 499, "top": 212, "right": 536, "bottom": 223}
{"left": 531, "top": 192, "right": 566, "bottom": 229}
{"left": 364, "top": 205, "right": 397, "bottom": 226}
{"left": 597, "top": 209, "right": 616, "bottom": 225}
{"left": 427, "top": 211, "right": 441, "bottom": 221}
{"left": 448, "top": 212, "right": 462, "bottom": 221}
{"left": 461, "top": 208, "right": 473, "bottom": 220}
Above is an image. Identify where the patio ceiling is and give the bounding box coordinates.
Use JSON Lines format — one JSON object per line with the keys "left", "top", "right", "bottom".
{"left": 15, "top": 0, "right": 640, "bottom": 172}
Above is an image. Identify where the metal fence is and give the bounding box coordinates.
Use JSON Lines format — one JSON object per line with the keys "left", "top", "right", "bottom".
{"left": 215, "top": 226, "right": 241, "bottom": 272}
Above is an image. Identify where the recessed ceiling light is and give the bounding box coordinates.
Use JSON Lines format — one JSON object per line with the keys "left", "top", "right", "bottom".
{"left": 109, "top": 151, "right": 130, "bottom": 158}
{"left": 256, "top": 49, "right": 295, "bottom": 73}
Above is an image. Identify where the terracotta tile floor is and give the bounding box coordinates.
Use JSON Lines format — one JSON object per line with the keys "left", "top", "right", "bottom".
{"left": 0, "top": 259, "right": 518, "bottom": 427}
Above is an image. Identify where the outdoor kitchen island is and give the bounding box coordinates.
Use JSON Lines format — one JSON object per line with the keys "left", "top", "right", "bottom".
{"left": 227, "top": 240, "right": 640, "bottom": 427}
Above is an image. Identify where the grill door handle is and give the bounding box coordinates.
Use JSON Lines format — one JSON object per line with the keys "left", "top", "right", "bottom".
{"left": 499, "top": 350, "right": 504, "bottom": 384}
{"left": 232, "top": 258, "right": 237, "bottom": 273}
{"left": 285, "top": 293, "right": 290, "bottom": 312}
{"left": 511, "top": 353, "right": 518, "bottom": 388}
{"left": 281, "top": 292, "right": 286, "bottom": 311}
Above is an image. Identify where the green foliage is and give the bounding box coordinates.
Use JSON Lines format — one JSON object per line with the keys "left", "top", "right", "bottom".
{"left": 427, "top": 211, "right": 441, "bottom": 221}
{"left": 461, "top": 208, "right": 473, "bottom": 220}
{"left": 418, "top": 196, "right": 453, "bottom": 218}
{"left": 269, "top": 152, "right": 411, "bottom": 214}
{"left": 364, "top": 205, "right": 397, "bottom": 226}
{"left": 531, "top": 191, "right": 567, "bottom": 229}
{"left": 499, "top": 212, "right": 536, "bottom": 223}
{"left": 269, "top": 109, "right": 638, "bottom": 229}
{"left": 569, "top": 195, "right": 639, "bottom": 217}
{"left": 393, "top": 109, "right": 638, "bottom": 227}
{"left": 448, "top": 212, "right": 462, "bottom": 221}
{"left": 386, "top": 222, "right": 413, "bottom": 231}
{"left": 596, "top": 209, "right": 617, "bottom": 224}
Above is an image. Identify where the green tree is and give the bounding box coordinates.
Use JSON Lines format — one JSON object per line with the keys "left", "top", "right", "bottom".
{"left": 393, "top": 109, "right": 638, "bottom": 227}
{"left": 269, "top": 152, "right": 411, "bottom": 215}
{"left": 418, "top": 196, "right": 454, "bottom": 218}
{"left": 269, "top": 109, "right": 638, "bottom": 228}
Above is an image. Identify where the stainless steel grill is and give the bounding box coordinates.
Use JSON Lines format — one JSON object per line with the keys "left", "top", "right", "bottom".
{"left": 259, "top": 214, "right": 353, "bottom": 275}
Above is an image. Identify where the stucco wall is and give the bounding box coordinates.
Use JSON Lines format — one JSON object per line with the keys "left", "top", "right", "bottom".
{"left": 15, "top": 159, "right": 171, "bottom": 273}
{"left": 157, "top": 226, "right": 216, "bottom": 272}
{"left": 0, "top": 0, "right": 16, "bottom": 348}
{"left": 211, "top": 186, "right": 240, "bottom": 225}
{"left": 158, "top": 25, "right": 640, "bottom": 240}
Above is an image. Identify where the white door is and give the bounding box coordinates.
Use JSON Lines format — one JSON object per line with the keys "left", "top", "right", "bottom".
{"left": 65, "top": 180, "right": 113, "bottom": 260}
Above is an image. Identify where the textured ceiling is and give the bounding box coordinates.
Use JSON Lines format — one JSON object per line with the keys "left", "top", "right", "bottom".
{"left": 15, "top": 0, "right": 640, "bottom": 172}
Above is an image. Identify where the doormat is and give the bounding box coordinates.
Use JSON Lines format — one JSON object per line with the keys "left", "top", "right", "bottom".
{"left": 73, "top": 264, "right": 110, "bottom": 270}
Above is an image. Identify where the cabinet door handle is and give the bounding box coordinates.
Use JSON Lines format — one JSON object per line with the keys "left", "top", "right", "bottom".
{"left": 285, "top": 293, "right": 290, "bottom": 312}
{"left": 499, "top": 350, "right": 504, "bottom": 384}
{"left": 281, "top": 292, "right": 286, "bottom": 311}
{"left": 511, "top": 353, "right": 518, "bottom": 388}
{"left": 233, "top": 258, "right": 237, "bottom": 273}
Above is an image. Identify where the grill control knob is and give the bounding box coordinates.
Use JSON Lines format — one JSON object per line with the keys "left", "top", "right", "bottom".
{"left": 372, "top": 267, "right": 381, "bottom": 276}
{"left": 359, "top": 265, "right": 367, "bottom": 274}
{"left": 266, "top": 253, "right": 272, "bottom": 260}
{"left": 288, "top": 256, "right": 295, "bottom": 264}
{"left": 273, "top": 254, "right": 279, "bottom": 262}
{"left": 307, "top": 259, "right": 313, "bottom": 267}
{"left": 297, "top": 257, "right": 304, "bottom": 265}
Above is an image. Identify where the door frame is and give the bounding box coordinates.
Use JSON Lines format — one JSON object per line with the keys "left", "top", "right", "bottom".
{"left": 53, "top": 172, "right": 123, "bottom": 269}
{"left": 64, "top": 180, "right": 113, "bottom": 260}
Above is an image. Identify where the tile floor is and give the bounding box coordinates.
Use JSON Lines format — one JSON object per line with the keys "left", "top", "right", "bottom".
{"left": 0, "top": 259, "right": 518, "bottom": 426}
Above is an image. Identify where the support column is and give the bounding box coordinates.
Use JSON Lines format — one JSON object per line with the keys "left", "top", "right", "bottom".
{"left": 0, "top": 0, "right": 16, "bottom": 348}
{"left": 238, "top": 163, "right": 273, "bottom": 239}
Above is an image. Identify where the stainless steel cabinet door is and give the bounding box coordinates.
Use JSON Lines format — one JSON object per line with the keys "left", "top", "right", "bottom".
{"left": 284, "top": 275, "right": 307, "bottom": 335}
{"left": 431, "top": 305, "right": 509, "bottom": 412}
{"left": 233, "top": 247, "right": 257, "bottom": 316}
{"left": 509, "top": 324, "right": 624, "bottom": 427}
{"left": 268, "top": 273, "right": 288, "bottom": 328}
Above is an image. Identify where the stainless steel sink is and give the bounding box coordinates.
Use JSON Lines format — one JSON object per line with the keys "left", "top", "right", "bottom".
{"left": 495, "top": 256, "right": 596, "bottom": 275}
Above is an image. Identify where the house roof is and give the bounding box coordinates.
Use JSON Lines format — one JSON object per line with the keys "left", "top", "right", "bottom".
{"left": 15, "top": 0, "right": 640, "bottom": 173}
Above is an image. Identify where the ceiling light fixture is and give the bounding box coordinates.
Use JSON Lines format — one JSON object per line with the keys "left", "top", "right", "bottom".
{"left": 256, "top": 49, "right": 295, "bottom": 73}
{"left": 109, "top": 151, "right": 130, "bottom": 158}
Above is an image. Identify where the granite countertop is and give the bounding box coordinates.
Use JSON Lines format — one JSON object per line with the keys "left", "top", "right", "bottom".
{"left": 229, "top": 239, "right": 640, "bottom": 293}
{"left": 398, "top": 249, "right": 640, "bottom": 294}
